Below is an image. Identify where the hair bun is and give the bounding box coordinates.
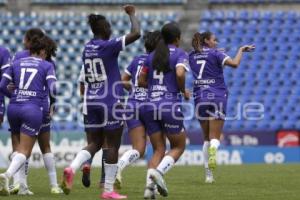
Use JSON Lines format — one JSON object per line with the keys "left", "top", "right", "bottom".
{"left": 88, "top": 14, "right": 106, "bottom": 25}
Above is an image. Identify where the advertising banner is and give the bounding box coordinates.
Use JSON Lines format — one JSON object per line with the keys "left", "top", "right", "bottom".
{"left": 0, "top": 137, "right": 299, "bottom": 168}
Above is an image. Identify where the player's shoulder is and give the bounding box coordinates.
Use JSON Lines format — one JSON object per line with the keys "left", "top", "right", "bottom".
{"left": 0, "top": 46, "right": 10, "bottom": 54}
{"left": 188, "top": 50, "right": 198, "bottom": 57}
{"left": 135, "top": 53, "right": 148, "bottom": 62}
{"left": 174, "top": 47, "right": 188, "bottom": 57}
{"left": 208, "top": 47, "right": 223, "bottom": 55}
{"left": 174, "top": 46, "right": 185, "bottom": 53}
{"left": 40, "top": 59, "right": 54, "bottom": 69}
{"left": 109, "top": 36, "right": 123, "bottom": 42}
{"left": 14, "top": 50, "right": 30, "bottom": 60}
{"left": 47, "top": 59, "right": 56, "bottom": 69}
{"left": 84, "top": 39, "right": 98, "bottom": 49}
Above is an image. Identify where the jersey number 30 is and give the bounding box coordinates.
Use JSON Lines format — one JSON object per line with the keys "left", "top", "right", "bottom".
{"left": 85, "top": 58, "right": 107, "bottom": 83}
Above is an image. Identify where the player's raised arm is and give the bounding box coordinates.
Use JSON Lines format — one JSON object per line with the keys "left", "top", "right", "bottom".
{"left": 123, "top": 5, "right": 141, "bottom": 46}
{"left": 225, "top": 45, "right": 255, "bottom": 68}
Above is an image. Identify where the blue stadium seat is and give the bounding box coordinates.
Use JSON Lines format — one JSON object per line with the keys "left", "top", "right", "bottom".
{"left": 198, "top": 10, "right": 300, "bottom": 131}
{"left": 0, "top": 11, "right": 181, "bottom": 131}
{"left": 31, "top": 0, "right": 186, "bottom": 5}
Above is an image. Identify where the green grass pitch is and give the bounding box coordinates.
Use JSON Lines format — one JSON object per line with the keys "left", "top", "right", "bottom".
{"left": 1, "top": 164, "right": 300, "bottom": 200}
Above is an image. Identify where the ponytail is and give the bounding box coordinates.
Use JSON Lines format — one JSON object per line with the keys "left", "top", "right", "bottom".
{"left": 152, "top": 38, "right": 170, "bottom": 73}
{"left": 144, "top": 30, "right": 161, "bottom": 53}
{"left": 152, "top": 22, "right": 181, "bottom": 73}
{"left": 30, "top": 36, "right": 47, "bottom": 55}
{"left": 192, "top": 32, "right": 202, "bottom": 52}
{"left": 192, "top": 31, "right": 213, "bottom": 52}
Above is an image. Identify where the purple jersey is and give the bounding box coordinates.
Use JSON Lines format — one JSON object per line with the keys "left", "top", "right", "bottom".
{"left": 82, "top": 36, "right": 125, "bottom": 107}
{"left": 12, "top": 50, "right": 57, "bottom": 133}
{"left": 125, "top": 54, "right": 148, "bottom": 102}
{"left": 189, "top": 47, "right": 230, "bottom": 100}
{"left": 0, "top": 57, "right": 56, "bottom": 106}
{"left": 144, "top": 45, "right": 189, "bottom": 105}
{"left": 13, "top": 50, "right": 56, "bottom": 70}
{"left": 0, "top": 46, "right": 11, "bottom": 115}
{"left": 13, "top": 50, "right": 30, "bottom": 61}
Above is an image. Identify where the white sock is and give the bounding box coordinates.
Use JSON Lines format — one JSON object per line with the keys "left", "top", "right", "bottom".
{"left": 203, "top": 141, "right": 210, "bottom": 168}
{"left": 210, "top": 139, "right": 220, "bottom": 149}
{"left": 156, "top": 155, "right": 175, "bottom": 175}
{"left": 19, "top": 159, "right": 29, "bottom": 186}
{"left": 70, "top": 150, "right": 91, "bottom": 173}
{"left": 104, "top": 163, "right": 118, "bottom": 193}
{"left": 43, "top": 153, "right": 58, "bottom": 187}
{"left": 11, "top": 152, "right": 20, "bottom": 185}
{"left": 5, "top": 153, "right": 26, "bottom": 179}
{"left": 118, "top": 149, "right": 140, "bottom": 172}
{"left": 146, "top": 169, "right": 154, "bottom": 188}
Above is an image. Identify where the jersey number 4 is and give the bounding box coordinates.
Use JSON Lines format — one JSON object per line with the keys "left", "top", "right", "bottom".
{"left": 19, "top": 68, "right": 38, "bottom": 90}
{"left": 85, "top": 58, "right": 107, "bottom": 83}
{"left": 154, "top": 70, "right": 164, "bottom": 84}
{"left": 197, "top": 60, "right": 206, "bottom": 79}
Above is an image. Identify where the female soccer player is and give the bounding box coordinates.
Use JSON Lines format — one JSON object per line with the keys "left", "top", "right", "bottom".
{"left": 9, "top": 29, "right": 62, "bottom": 195}
{"left": 115, "top": 31, "right": 161, "bottom": 189}
{"left": 189, "top": 31, "right": 254, "bottom": 183}
{"left": 139, "top": 22, "right": 190, "bottom": 198}
{"left": 61, "top": 5, "right": 140, "bottom": 199}
{"left": 0, "top": 35, "right": 57, "bottom": 196}
{"left": 0, "top": 46, "right": 11, "bottom": 126}
{"left": 78, "top": 68, "right": 109, "bottom": 189}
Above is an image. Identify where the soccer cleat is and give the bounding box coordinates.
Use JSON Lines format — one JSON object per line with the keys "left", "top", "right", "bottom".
{"left": 17, "top": 183, "right": 34, "bottom": 195}
{"left": 0, "top": 173, "right": 9, "bottom": 196}
{"left": 144, "top": 186, "right": 156, "bottom": 199}
{"left": 114, "top": 170, "right": 122, "bottom": 190}
{"left": 81, "top": 164, "right": 91, "bottom": 188}
{"left": 51, "top": 186, "right": 63, "bottom": 194}
{"left": 204, "top": 168, "right": 215, "bottom": 184}
{"left": 101, "top": 191, "right": 127, "bottom": 199}
{"left": 149, "top": 169, "right": 168, "bottom": 197}
{"left": 61, "top": 167, "right": 74, "bottom": 195}
{"left": 208, "top": 147, "right": 217, "bottom": 171}
{"left": 9, "top": 183, "right": 20, "bottom": 195}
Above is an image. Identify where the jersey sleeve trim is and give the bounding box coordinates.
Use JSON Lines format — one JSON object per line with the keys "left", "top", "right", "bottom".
{"left": 121, "top": 36, "right": 126, "bottom": 50}
{"left": 3, "top": 73, "right": 12, "bottom": 80}
{"left": 222, "top": 56, "right": 230, "bottom": 67}
{"left": 176, "top": 63, "right": 189, "bottom": 72}
{"left": 46, "top": 75, "right": 57, "bottom": 80}
{"left": 78, "top": 65, "right": 85, "bottom": 83}
{"left": 1, "top": 64, "right": 10, "bottom": 70}
{"left": 124, "top": 69, "right": 131, "bottom": 76}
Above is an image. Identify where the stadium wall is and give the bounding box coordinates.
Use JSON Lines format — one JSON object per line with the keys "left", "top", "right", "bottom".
{"left": 209, "top": 2, "right": 300, "bottom": 11}
{"left": 0, "top": 130, "right": 299, "bottom": 168}
{"left": 1, "top": 141, "right": 299, "bottom": 169}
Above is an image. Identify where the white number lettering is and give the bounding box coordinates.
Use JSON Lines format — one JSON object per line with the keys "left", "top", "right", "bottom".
{"left": 197, "top": 60, "right": 206, "bottom": 79}
{"left": 154, "top": 70, "right": 164, "bottom": 85}
{"left": 19, "top": 68, "right": 38, "bottom": 89}
{"left": 85, "top": 58, "right": 106, "bottom": 83}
